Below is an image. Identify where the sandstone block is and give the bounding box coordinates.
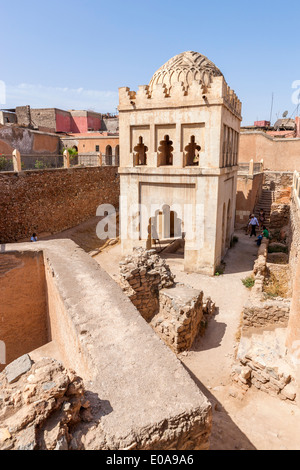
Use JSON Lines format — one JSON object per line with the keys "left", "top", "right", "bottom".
{"left": 5, "top": 354, "right": 33, "bottom": 384}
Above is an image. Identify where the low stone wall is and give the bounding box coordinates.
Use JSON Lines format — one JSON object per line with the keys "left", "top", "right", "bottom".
{"left": 243, "top": 238, "right": 291, "bottom": 329}
{"left": 242, "top": 298, "right": 290, "bottom": 330}
{"left": 1, "top": 240, "right": 212, "bottom": 450}
{"left": 0, "top": 166, "right": 120, "bottom": 243}
{"left": 232, "top": 354, "right": 296, "bottom": 401}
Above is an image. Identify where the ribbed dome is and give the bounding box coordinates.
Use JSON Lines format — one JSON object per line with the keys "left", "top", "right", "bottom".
{"left": 148, "top": 51, "right": 223, "bottom": 92}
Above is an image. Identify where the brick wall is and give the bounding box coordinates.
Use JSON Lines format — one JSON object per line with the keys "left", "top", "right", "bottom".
{"left": 0, "top": 166, "right": 120, "bottom": 243}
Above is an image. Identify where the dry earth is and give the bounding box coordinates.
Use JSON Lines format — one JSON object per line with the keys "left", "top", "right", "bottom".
{"left": 42, "top": 221, "right": 300, "bottom": 450}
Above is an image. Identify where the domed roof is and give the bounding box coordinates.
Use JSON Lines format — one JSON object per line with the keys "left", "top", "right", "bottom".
{"left": 148, "top": 51, "right": 223, "bottom": 92}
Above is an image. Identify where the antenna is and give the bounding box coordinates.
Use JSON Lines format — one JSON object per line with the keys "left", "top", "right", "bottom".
{"left": 269, "top": 92, "right": 274, "bottom": 125}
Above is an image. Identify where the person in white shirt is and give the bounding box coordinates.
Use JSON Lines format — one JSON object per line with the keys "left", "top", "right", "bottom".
{"left": 248, "top": 214, "right": 259, "bottom": 238}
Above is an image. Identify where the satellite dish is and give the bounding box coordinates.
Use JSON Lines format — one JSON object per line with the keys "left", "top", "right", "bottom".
{"left": 282, "top": 110, "right": 288, "bottom": 118}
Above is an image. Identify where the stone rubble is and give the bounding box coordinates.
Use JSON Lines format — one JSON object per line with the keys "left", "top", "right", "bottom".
{"left": 0, "top": 356, "right": 90, "bottom": 450}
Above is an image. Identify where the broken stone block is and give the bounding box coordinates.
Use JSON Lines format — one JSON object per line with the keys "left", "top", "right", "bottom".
{"left": 5, "top": 354, "right": 33, "bottom": 384}
{"left": 281, "top": 383, "right": 296, "bottom": 401}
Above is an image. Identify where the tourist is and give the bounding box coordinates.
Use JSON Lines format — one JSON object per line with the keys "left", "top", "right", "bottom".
{"left": 256, "top": 233, "right": 263, "bottom": 246}
{"left": 30, "top": 233, "right": 38, "bottom": 242}
{"left": 248, "top": 214, "right": 259, "bottom": 237}
{"left": 262, "top": 225, "right": 269, "bottom": 239}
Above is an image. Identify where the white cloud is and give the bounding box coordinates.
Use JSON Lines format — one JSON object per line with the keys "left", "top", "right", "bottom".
{"left": 3, "top": 82, "right": 119, "bottom": 113}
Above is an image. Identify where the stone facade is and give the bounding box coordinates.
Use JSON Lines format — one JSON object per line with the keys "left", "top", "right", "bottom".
{"left": 118, "top": 51, "right": 241, "bottom": 275}
{"left": 0, "top": 166, "right": 120, "bottom": 243}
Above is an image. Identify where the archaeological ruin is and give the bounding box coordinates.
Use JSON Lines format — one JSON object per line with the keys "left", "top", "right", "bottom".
{"left": 1, "top": 47, "right": 300, "bottom": 452}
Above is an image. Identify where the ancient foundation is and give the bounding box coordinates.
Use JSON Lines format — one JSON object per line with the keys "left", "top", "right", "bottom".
{"left": 0, "top": 240, "right": 212, "bottom": 450}
{"left": 119, "top": 248, "right": 214, "bottom": 353}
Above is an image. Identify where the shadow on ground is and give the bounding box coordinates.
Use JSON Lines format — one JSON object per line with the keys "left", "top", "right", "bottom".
{"left": 191, "top": 308, "right": 227, "bottom": 352}
{"left": 181, "top": 364, "right": 256, "bottom": 450}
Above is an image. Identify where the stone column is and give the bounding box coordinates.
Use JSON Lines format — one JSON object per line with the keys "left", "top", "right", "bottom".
{"left": 12, "top": 149, "right": 21, "bottom": 172}
{"left": 260, "top": 158, "right": 264, "bottom": 172}
{"left": 63, "top": 149, "right": 70, "bottom": 168}
{"left": 249, "top": 159, "right": 254, "bottom": 176}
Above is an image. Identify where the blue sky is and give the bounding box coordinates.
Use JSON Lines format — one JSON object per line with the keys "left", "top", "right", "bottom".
{"left": 1, "top": 0, "right": 300, "bottom": 125}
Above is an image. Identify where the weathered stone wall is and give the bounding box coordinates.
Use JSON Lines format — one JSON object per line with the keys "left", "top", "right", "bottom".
{"left": 243, "top": 237, "right": 291, "bottom": 329}
{"left": 239, "top": 132, "right": 300, "bottom": 172}
{"left": 287, "top": 194, "right": 300, "bottom": 282}
{"left": 118, "top": 248, "right": 213, "bottom": 353}
{"left": 119, "top": 248, "right": 175, "bottom": 322}
{"left": 286, "top": 190, "right": 300, "bottom": 359}
{"left": 0, "top": 166, "right": 120, "bottom": 243}
{"left": 0, "top": 125, "right": 60, "bottom": 155}
{"left": 0, "top": 252, "right": 48, "bottom": 371}
{"left": 242, "top": 298, "right": 290, "bottom": 330}
{"left": 232, "top": 354, "right": 296, "bottom": 401}
{"left": 263, "top": 171, "right": 293, "bottom": 193}
{"left": 152, "top": 286, "right": 204, "bottom": 353}
{"left": 269, "top": 203, "right": 290, "bottom": 231}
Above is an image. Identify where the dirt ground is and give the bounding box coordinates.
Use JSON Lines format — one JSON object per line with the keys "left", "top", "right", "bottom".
{"left": 44, "top": 222, "right": 300, "bottom": 450}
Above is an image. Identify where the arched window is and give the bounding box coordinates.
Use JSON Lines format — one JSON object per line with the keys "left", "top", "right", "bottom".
{"left": 133, "top": 137, "right": 148, "bottom": 165}
{"left": 184, "top": 135, "right": 200, "bottom": 166}
{"left": 158, "top": 135, "right": 173, "bottom": 166}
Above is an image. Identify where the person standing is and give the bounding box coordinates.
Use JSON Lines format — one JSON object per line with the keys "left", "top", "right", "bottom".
{"left": 248, "top": 214, "right": 259, "bottom": 237}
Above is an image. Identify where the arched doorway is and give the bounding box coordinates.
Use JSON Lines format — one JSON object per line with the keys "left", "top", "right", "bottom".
{"left": 147, "top": 206, "right": 183, "bottom": 250}
{"left": 115, "top": 145, "right": 120, "bottom": 165}
{"left": 105, "top": 145, "right": 112, "bottom": 165}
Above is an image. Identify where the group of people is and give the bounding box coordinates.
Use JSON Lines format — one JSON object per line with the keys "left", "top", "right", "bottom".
{"left": 246, "top": 209, "right": 269, "bottom": 246}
